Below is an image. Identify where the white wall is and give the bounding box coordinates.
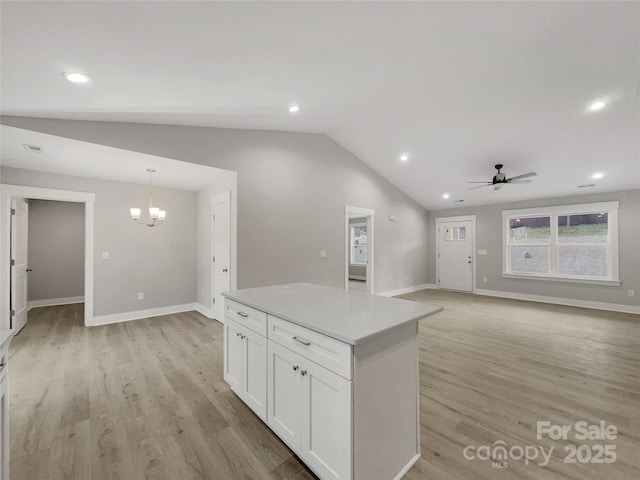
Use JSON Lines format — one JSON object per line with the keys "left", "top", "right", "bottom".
{"left": 28, "top": 200, "right": 84, "bottom": 302}
{"left": 2, "top": 167, "right": 198, "bottom": 316}
{"left": 428, "top": 189, "right": 640, "bottom": 308}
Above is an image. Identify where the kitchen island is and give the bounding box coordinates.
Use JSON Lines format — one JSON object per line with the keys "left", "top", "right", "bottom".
{"left": 222, "top": 283, "right": 442, "bottom": 480}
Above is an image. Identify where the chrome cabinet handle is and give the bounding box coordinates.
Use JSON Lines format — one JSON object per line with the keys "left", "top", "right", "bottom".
{"left": 236, "top": 311, "right": 249, "bottom": 318}
{"left": 301, "top": 370, "right": 308, "bottom": 376}
{"left": 292, "top": 336, "right": 311, "bottom": 346}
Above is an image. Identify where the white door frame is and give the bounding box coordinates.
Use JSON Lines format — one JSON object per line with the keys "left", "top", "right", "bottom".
{"left": 344, "top": 205, "right": 375, "bottom": 294}
{"left": 1, "top": 185, "right": 95, "bottom": 329}
{"left": 435, "top": 215, "right": 477, "bottom": 293}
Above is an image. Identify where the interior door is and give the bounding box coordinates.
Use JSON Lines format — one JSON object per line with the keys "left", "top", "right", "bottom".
{"left": 212, "top": 191, "right": 230, "bottom": 322}
{"left": 267, "top": 340, "right": 303, "bottom": 452}
{"left": 437, "top": 220, "right": 473, "bottom": 292}
{"left": 10, "top": 198, "right": 29, "bottom": 332}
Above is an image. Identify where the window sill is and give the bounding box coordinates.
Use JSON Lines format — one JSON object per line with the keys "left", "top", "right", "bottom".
{"left": 502, "top": 273, "right": 621, "bottom": 287}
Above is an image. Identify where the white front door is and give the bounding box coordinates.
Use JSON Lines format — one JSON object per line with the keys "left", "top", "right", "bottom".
{"left": 212, "top": 191, "right": 231, "bottom": 322}
{"left": 10, "top": 198, "right": 29, "bottom": 332}
{"left": 437, "top": 219, "right": 474, "bottom": 292}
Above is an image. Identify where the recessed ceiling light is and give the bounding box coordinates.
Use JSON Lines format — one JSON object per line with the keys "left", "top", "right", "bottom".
{"left": 592, "top": 172, "right": 604, "bottom": 179}
{"left": 288, "top": 105, "right": 300, "bottom": 113}
{"left": 589, "top": 100, "right": 606, "bottom": 111}
{"left": 442, "top": 193, "right": 450, "bottom": 199}
{"left": 62, "top": 72, "right": 91, "bottom": 84}
{"left": 399, "top": 154, "right": 409, "bottom": 162}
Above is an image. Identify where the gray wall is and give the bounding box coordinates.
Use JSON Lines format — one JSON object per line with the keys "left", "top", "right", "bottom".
{"left": 2, "top": 167, "right": 198, "bottom": 316}
{"left": 427, "top": 189, "right": 640, "bottom": 307}
{"left": 0, "top": 117, "right": 431, "bottom": 294}
{"left": 28, "top": 200, "right": 84, "bottom": 301}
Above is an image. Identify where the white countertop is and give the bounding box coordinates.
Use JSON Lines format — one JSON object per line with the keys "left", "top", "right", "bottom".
{"left": 222, "top": 282, "right": 443, "bottom": 345}
{"left": 0, "top": 329, "right": 15, "bottom": 349}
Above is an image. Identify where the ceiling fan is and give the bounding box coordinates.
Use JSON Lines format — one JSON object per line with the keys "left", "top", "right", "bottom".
{"left": 468, "top": 164, "right": 537, "bottom": 190}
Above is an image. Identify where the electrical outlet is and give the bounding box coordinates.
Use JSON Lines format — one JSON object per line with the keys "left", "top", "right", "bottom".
{"left": 102, "top": 251, "right": 109, "bottom": 260}
{"left": 320, "top": 250, "right": 327, "bottom": 258}
{"left": 138, "top": 292, "right": 144, "bottom": 300}
{"left": 628, "top": 289, "right": 635, "bottom": 297}
{"left": 482, "top": 277, "right": 488, "bottom": 283}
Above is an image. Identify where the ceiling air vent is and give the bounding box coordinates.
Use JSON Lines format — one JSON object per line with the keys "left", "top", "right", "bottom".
{"left": 23, "top": 144, "right": 44, "bottom": 153}
{"left": 578, "top": 184, "right": 596, "bottom": 188}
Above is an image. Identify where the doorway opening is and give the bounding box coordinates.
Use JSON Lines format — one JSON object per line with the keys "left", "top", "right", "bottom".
{"left": 1, "top": 185, "right": 95, "bottom": 330}
{"left": 435, "top": 215, "right": 476, "bottom": 293}
{"left": 344, "top": 205, "right": 375, "bottom": 294}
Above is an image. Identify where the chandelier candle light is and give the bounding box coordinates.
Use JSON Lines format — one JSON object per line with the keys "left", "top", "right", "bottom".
{"left": 130, "top": 168, "right": 166, "bottom": 227}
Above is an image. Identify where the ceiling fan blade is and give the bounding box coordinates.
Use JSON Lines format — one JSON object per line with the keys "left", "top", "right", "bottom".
{"left": 468, "top": 184, "right": 492, "bottom": 190}
{"left": 508, "top": 180, "right": 532, "bottom": 184}
{"left": 508, "top": 172, "right": 537, "bottom": 181}
{"left": 467, "top": 181, "right": 491, "bottom": 184}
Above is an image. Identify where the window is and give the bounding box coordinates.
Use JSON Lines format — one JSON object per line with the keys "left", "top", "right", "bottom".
{"left": 350, "top": 223, "right": 367, "bottom": 265}
{"left": 502, "top": 202, "right": 619, "bottom": 285}
{"left": 444, "top": 226, "right": 466, "bottom": 241}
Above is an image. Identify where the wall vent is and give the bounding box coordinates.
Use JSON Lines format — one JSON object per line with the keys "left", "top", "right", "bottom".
{"left": 23, "top": 144, "right": 44, "bottom": 153}
{"left": 577, "top": 184, "right": 596, "bottom": 188}
{"left": 453, "top": 199, "right": 464, "bottom": 203}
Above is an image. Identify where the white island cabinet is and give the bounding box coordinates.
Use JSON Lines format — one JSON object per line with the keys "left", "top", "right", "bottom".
{"left": 223, "top": 283, "right": 442, "bottom": 480}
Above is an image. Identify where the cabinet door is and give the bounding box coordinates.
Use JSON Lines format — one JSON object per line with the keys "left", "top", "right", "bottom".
{"left": 301, "top": 361, "right": 352, "bottom": 480}
{"left": 224, "top": 319, "right": 244, "bottom": 393}
{"left": 243, "top": 328, "right": 267, "bottom": 421}
{"left": 267, "top": 341, "right": 303, "bottom": 453}
{"left": 0, "top": 377, "right": 8, "bottom": 480}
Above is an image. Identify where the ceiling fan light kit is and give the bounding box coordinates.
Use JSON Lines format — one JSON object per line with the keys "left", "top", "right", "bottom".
{"left": 468, "top": 164, "right": 537, "bottom": 190}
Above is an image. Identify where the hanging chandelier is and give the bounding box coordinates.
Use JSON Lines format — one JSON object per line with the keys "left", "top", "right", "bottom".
{"left": 130, "top": 168, "right": 166, "bottom": 227}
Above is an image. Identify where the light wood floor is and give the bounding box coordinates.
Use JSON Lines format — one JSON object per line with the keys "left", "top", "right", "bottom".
{"left": 8, "top": 291, "right": 640, "bottom": 479}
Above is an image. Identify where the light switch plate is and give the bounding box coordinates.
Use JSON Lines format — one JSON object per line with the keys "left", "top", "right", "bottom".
{"left": 320, "top": 250, "right": 327, "bottom": 258}
{"left": 477, "top": 249, "right": 488, "bottom": 255}
{"left": 102, "top": 251, "right": 109, "bottom": 260}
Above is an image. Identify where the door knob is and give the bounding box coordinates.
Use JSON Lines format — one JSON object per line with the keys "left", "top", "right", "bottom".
{"left": 222, "top": 268, "right": 228, "bottom": 273}
{"left": 467, "top": 261, "right": 472, "bottom": 264}
{"left": 292, "top": 365, "right": 299, "bottom": 371}
{"left": 300, "top": 370, "right": 308, "bottom": 376}
{"left": 26, "top": 268, "right": 33, "bottom": 272}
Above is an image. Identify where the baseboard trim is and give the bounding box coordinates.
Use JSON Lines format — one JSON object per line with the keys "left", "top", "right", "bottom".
{"left": 475, "top": 289, "right": 640, "bottom": 315}
{"left": 378, "top": 283, "right": 437, "bottom": 297}
{"left": 28, "top": 296, "right": 85, "bottom": 309}
{"left": 393, "top": 453, "right": 421, "bottom": 480}
{"left": 194, "top": 303, "right": 213, "bottom": 319}
{"left": 90, "top": 303, "right": 196, "bottom": 327}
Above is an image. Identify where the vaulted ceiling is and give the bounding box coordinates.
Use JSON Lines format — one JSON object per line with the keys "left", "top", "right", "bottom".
{"left": 1, "top": 1, "right": 638, "bottom": 209}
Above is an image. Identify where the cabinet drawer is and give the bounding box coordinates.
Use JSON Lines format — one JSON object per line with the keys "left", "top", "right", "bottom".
{"left": 225, "top": 299, "right": 267, "bottom": 337}
{"left": 268, "top": 315, "right": 352, "bottom": 380}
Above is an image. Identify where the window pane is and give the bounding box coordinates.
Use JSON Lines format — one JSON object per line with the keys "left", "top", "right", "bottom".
{"left": 510, "top": 246, "right": 549, "bottom": 274}
{"left": 352, "top": 245, "right": 367, "bottom": 264}
{"left": 559, "top": 246, "right": 607, "bottom": 278}
{"left": 509, "top": 216, "right": 550, "bottom": 243}
{"left": 444, "top": 226, "right": 466, "bottom": 241}
{"left": 558, "top": 213, "right": 608, "bottom": 244}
